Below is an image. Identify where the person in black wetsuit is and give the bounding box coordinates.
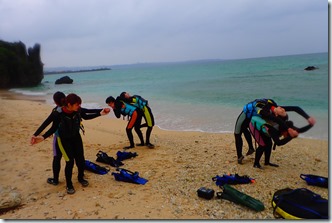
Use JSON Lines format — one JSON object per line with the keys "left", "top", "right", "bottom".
{"left": 31, "top": 92, "right": 107, "bottom": 186}
{"left": 106, "top": 96, "right": 145, "bottom": 150}
{"left": 119, "top": 92, "right": 155, "bottom": 148}
{"left": 31, "top": 91, "right": 65, "bottom": 186}
{"left": 234, "top": 98, "right": 310, "bottom": 164}
{"left": 234, "top": 99, "right": 277, "bottom": 164}
{"left": 250, "top": 105, "right": 316, "bottom": 169}
{"left": 31, "top": 93, "right": 110, "bottom": 194}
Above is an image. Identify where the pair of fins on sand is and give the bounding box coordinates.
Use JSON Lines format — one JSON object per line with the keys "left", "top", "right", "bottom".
{"left": 211, "top": 174, "right": 265, "bottom": 212}
{"left": 84, "top": 150, "right": 148, "bottom": 185}
{"left": 85, "top": 150, "right": 132, "bottom": 174}
{"left": 96, "top": 150, "right": 138, "bottom": 167}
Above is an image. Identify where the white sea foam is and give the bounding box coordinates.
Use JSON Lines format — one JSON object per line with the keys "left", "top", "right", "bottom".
{"left": 81, "top": 102, "right": 104, "bottom": 109}
{"left": 9, "top": 88, "right": 48, "bottom": 96}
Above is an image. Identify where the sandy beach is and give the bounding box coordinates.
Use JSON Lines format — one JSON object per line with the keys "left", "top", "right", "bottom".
{"left": 0, "top": 90, "right": 328, "bottom": 220}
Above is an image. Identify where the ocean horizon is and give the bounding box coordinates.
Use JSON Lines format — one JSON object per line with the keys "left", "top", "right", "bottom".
{"left": 10, "top": 52, "right": 328, "bottom": 140}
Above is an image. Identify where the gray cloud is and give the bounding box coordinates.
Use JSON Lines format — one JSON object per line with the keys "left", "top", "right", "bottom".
{"left": 0, "top": 0, "right": 328, "bottom": 67}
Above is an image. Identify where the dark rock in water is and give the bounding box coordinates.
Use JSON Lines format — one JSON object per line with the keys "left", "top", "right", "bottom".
{"left": 304, "top": 66, "right": 318, "bottom": 71}
{"left": 0, "top": 40, "right": 44, "bottom": 88}
{"left": 55, "top": 76, "right": 73, "bottom": 84}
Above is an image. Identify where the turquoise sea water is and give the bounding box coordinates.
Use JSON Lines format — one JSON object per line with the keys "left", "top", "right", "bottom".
{"left": 11, "top": 52, "right": 328, "bottom": 140}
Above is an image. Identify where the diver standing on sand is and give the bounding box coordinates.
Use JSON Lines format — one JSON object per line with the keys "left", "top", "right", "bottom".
{"left": 31, "top": 93, "right": 110, "bottom": 194}
{"left": 31, "top": 91, "right": 66, "bottom": 186}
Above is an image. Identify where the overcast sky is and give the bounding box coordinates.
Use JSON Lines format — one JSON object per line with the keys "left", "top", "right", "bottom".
{"left": 0, "top": 0, "right": 328, "bottom": 68}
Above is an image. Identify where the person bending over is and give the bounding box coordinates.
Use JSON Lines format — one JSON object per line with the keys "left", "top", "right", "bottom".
{"left": 250, "top": 108, "right": 315, "bottom": 169}
{"left": 234, "top": 99, "right": 279, "bottom": 164}
{"left": 106, "top": 96, "right": 145, "bottom": 149}
{"left": 119, "top": 92, "right": 155, "bottom": 148}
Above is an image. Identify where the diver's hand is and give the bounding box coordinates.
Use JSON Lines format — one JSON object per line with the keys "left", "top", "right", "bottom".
{"left": 30, "top": 135, "right": 44, "bottom": 145}
{"left": 288, "top": 128, "right": 298, "bottom": 138}
{"left": 307, "top": 117, "right": 316, "bottom": 126}
{"left": 100, "top": 108, "right": 111, "bottom": 115}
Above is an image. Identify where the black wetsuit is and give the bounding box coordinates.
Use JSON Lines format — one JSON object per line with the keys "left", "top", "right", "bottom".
{"left": 113, "top": 97, "right": 144, "bottom": 148}
{"left": 127, "top": 95, "right": 155, "bottom": 146}
{"left": 41, "top": 107, "right": 102, "bottom": 189}
{"left": 33, "top": 106, "right": 62, "bottom": 183}
{"left": 234, "top": 99, "right": 278, "bottom": 160}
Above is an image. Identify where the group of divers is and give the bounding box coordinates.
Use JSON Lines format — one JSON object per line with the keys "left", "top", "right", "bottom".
{"left": 31, "top": 93, "right": 315, "bottom": 195}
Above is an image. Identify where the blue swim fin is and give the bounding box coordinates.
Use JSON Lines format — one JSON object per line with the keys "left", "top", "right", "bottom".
{"left": 116, "top": 151, "right": 138, "bottom": 161}
{"left": 85, "top": 160, "right": 110, "bottom": 175}
{"left": 112, "top": 168, "right": 148, "bottom": 185}
{"left": 212, "top": 174, "right": 255, "bottom": 187}
{"left": 300, "top": 174, "right": 328, "bottom": 188}
{"left": 96, "top": 151, "right": 124, "bottom": 167}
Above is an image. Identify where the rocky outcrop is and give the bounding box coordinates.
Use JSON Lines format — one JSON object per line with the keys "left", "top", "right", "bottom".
{"left": 0, "top": 40, "right": 44, "bottom": 88}
{"left": 55, "top": 76, "right": 73, "bottom": 84}
{"left": 304, "top": 66, "right": 318, "bottom": 71}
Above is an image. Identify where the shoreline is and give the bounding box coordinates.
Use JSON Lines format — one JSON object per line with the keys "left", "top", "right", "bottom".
{"left": 2, "top": 89, "right": 328, "bottom": 142}
{"left": 0, "top": 89, "right": 328, "bottom": 219}
{"left": 0, "top": 89, "right": 47, "bottom": 103}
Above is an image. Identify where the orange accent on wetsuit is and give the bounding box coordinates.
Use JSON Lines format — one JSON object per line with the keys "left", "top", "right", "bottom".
{"left": 127, "top": 110, "right": 138, "bottom": 129}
